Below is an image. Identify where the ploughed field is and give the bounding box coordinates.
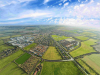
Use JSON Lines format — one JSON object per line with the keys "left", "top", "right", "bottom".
{"left": 41, "top": 61, "right": 84, "bottom": 75}
{"left": 42, "top": 46, "right": 62, "bottom": 60}
{"left": 70, "top": 39, "right": 97, "bottom": 57}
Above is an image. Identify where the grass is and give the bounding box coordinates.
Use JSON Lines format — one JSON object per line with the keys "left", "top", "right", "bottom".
{"left": 63, "top": 30, "right": 77, "bottom": 33}
{"left": 52, "top": 35, "right": 70, "bottom": 41}
{"left": 42, "top": 46, "right": 62, "bottom": 60}
{"left": 82, "top": 54, "right": 100, "bottom": 74}
{"left": 81, "top": 32, "right": 96, "bottom": 37}
{"left": 0, "top": 62, "right": 27, "bottom": 75}
{"left": 15, "top": 53, "right": 31, "bottom": 64}
{"left": 0, "top": 44, "right": 14, "bottom": 52}
{"left": 0, "top": 40, "right": 4, "bottom": 45}
{"left": 75, "top": 36, "right": 89, "bottom": 41}
{"left": 41, "top": 61, "right": 83, "bottom": 75}
{"left": 0, "top": 36, "right": 10, "bottom": 40}
{"left": 11, "top": 35, "right": 21, "bottom": 37}
{"left": 0, "top": 50, "right": 24, "bottom": 70}
{"left": 70, "top": 39, "right": 97, "bottom": 57}
{"left": 76, "top": 58, "right": 97, "bottom": 75}
{"left": 24, "top": 43, "right": 37, "bottom": 51}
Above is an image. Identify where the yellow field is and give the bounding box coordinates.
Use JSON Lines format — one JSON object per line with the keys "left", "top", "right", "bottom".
{"left": 42, "top": 46, "right": 62, "bottom": 60}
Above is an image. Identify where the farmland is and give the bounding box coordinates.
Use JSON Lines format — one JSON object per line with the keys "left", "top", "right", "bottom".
{"left": 11, "top": 35, "right": 21, "bottom": 38}
{"left": 15, "top": 53, "right": 31, "bottom": 64}
{"left": 70, "top": 39, "right": 97, "bottom": 57}
{"left": 76, "top": 59, "right": 97, "bottom": 75}
{"left": 81, "top": 32, "right": 96, "bottom": 37}
{"left": 93, "top": 44, "right": 100, "bottom": 52}
{"left": 24, "top": 43, "right": 37, "bottom": 51}
{"left": 0, "top": 36, "right": 10, "bottom": 40}
{"left": 41, "top": 61, "right": 83, "bottom": 75}
{"left": 0, "top": 40, "right": 4, "bottom": 45}
{"left": 0, "top": 44, "right": 14, "bottom": 53}
{"left": 82, "top": 54, "right": 100, "bottom": 74}
{"left": 75, "top": 36, "right": 89, "bottom": 41}
{"left": 52, "top": 35, "right": 70, "bottom": 41}
{"left": 0, "top": 62, "right": 27, "bottom": 75}
{"left": 0, "top": 50, "right": 24, "bottom": 70}
{"left": 42, "top": 46, "right": 62, "bottom": 60}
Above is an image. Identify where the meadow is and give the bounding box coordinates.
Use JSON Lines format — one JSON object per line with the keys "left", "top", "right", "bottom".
{"left": 52, "top": 35, "right": 70, "bottom": 41}
{"left": 0, "top": 44, "right": 14, "bottom": 52}
{"left": 70, "top": 39, "right": 97, "bottom": 57}
{"left": 0, "top": 36, "right": 10, "bottom": 40}
{"left": 0, "top": 50, "right": 24, "bottom": 70}
{"left": 75, "top": 36, "right": 89, "bottom": 41}
{"left": 0, "top": 40, "right": 4, "bottom": 45}
{"left": 42, "top": 46, "right": 62, "bottom": 60}
{"left": 15, "top": 53, "right": 31, "bottom": 64}
{"left": 82, "top": 54, "right": 100, "bottom": 74}
{"left": 76, "top": 59, "right": 97, "bottom": 75}
{"left": 24, "top": 43, "right": 37, "bottom": 51}
{"left": 81, "top": 32, "right": 96, "bottom": 37}
{"left": 0, "top": 62, "right": 27, "bottom": 75}
{"left": 41, "top": 61, "right": 83, "bottom": 75}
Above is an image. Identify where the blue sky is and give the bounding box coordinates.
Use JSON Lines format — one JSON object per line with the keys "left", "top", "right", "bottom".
{"left": 0, "top": 0, "right": 100, "bottom": 27}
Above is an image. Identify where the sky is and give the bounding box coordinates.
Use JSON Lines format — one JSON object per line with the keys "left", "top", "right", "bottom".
{"left": 0, "top": 0, "right": 100, "bottom": 27}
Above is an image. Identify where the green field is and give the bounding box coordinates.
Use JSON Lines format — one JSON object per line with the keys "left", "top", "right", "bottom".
{"left": 82, "top": 54, "right": 100, "bottom": 74}
{"left": 77, "top": 59, "right": 96, "bottom": 75}
{"left": 15, "top": 53, "right": 31, "bottom": 64}
{"left": 0, "top": 62, "right": 27, "bottom": 75}
{"left": 0, "top": 50, "right": 24, "bottom": 70}
{"left": 0, "top": 44, "right": 14, "bottom": 52}
{"left": 63, "top": 30, "right": 77, "bottom": 33}
{"left": 81, "top": 32, "right": 96, "bottom": 37}
{"left": 41, "top": 61, "right": 83, "bottom": 75}
{"left": 75, "top": 36, "right": 89, "bottom": 41}
{"left": 24, "top": 43, "right": 37, "bottom": 51}
{"left": 11, "top": 35, "right": 21, "bottom": 37}
{"left": 70, "top": 39, "right": 97, "bottom": 57}
{"left": 52, "top": 35, "right": 70, "bottom": 41}
{"left": 42, "top": 46, "right": 62, "bottom": 60}
{"left": 0, "top": 36, "right": 10, "bottom": 40}
{"left": 0, "top": 40, "right": 4, "bottom": 45}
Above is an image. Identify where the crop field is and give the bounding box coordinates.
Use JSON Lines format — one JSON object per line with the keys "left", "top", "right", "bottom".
{"left": 70, "top": 39, "right": 97, "bottom": 57}
{"left": 93, "top": 44, "right": 100, "bottom": 52}
{"left": 52, "top": 35, "right": 70, "bottom": 41}
{"left": 41, "top": 61, "right": 83, "bottom": 75}
{"left": 81, "top": 32, "right": 96, "bottom": 37}
{"left": 0, "top": 40, "right": 4, "bottom": 45}
{"left": 0, "top": 44, "right": 14, "bottom": 52}
{"left": 24, "top": 43, "right": 37, "bottom": 51}
{"left": 15, "top": 53, "right": 31, "bottom": 64}
{"left": 11, "top": 35, "right": 21, "bottom": 37}
{"left": 75, "top": 36, "right": 89, "bottom": 41}
{"left": 0, "top": 36, "right": 10, "bottom": 40}
{"left": 76, "top": 58, "right": 96, "bottom": 75}
{"left": 82, "top": 54, "right": 100, "bottom": 74}
{"left": 42, "top": 46, "right": 62, "bottom": 60}
{"left": 63, "top": 30, "right": 77, "bottom": 33}
{"left": 0, "top": 50, "right": 24, "bottom": 70}
{"left": 0, "top": 62, "right": 27, "bottom": 75}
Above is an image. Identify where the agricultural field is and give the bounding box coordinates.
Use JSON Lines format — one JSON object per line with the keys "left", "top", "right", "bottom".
{"left": 0, "top": 50, "right": 24, "bottom": 70}
{"left": 24, "top": 43, "right": 37, "bottom": 51}
{"left": 76, "top": 58, "right": 97, "bottom": 75}
{"left": 0, "top": 62, "right": 27, "bottom": 75}
{"left": 63, "top": 30, "right": 77, "bottom": 33}
{"left": 75, "top": 36, "right": 89, "bottom": 41}
{"left": 70, "top": 39, "right": 97, "bottom": 57}
{"left": 42, "top": 46, "right": 62, "bottom": 60}
{"left": 0, "top": 36, "right": 10, "bottom": 40}
{"left": 81, "top": 32, "right": 96, "bottom": 37}
{"left": 11, "top": 35, "right": 21, "bottom": 37}
{"left": 41, "top": 61, "right": 83, "bottom": 75}
{"left": 93, "top": 44, "right": 100, "bottom": 52}
{"left": 0, "top": 40, "right": 4, "bottom": 45}
{"left": 52, "top": 35, "right": 70, "bottom": 41}
{"left": 82, "top": 54, "right": 100, "bottom": 74}
{"left": 0, "top": 44, "right": 14, "bottom": 52}
{"left": 15, "top": 53, "right": 31, "bottom": 64}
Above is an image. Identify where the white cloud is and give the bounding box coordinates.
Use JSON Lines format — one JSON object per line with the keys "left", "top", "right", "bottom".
{"left": 63, "top": 2, "right": 69, "bottom": 8}
{"left": 59, "top": 3, "right": 62, "bottom": 5}
{"left": 78, "top": 0, "right": 80, "bottom": 2}
{"left": 63, "top": 0, "right": 67, "bottom": 3}
{"left": 97, "top": 3, "right": 100, "bottom": 5}
{"left": 0, "top": 21, "right": 24, "bottom": 24}
{"left": 80, "top": 4, "right": 85, "bottom": 7}
{"left": 44, "top": 0, "right": 50, "bottom": 4}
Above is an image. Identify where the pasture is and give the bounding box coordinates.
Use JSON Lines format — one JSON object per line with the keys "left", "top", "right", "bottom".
{"left": 24, "top": 43, "right": 37, "bottom": 51}
{"left": 75, "top": 36, "right": 89, "bottom": 41}
{"left": 15, "top": 53, "right": 31, "bottom": 64}
{"left": 70, "top": 39, "right": 97, "bottom": 57}
{"left": 82, "top": 54, "right": 100, "bottom": 74}
{"left": 77, "top": 59, "right": 96, "bottom": 75}
{"left": 41, "top": 61, "right": 83, "bottom": 75}
{"left": 93, "top": 44, "right": 100, "bottom": 52}
{"left": 0, "top": 36, "right": 10, "bottom": 40}
{"left": 0, "top": 40, "right": 4, "bottom": 45}
{"left": 0, "top": 50, "right": 24, "bottom": 70}
{"left": 42, "top": 46, "right": 62, "bottom": 60}
{"left": 52, "top": 35, "right": 70, "bottom": 41}
{"left": 81, "top": 32, "right": 96, "bottom": 37}
{"left": 0, "top": 62, "right": 27, "bottom": 75}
